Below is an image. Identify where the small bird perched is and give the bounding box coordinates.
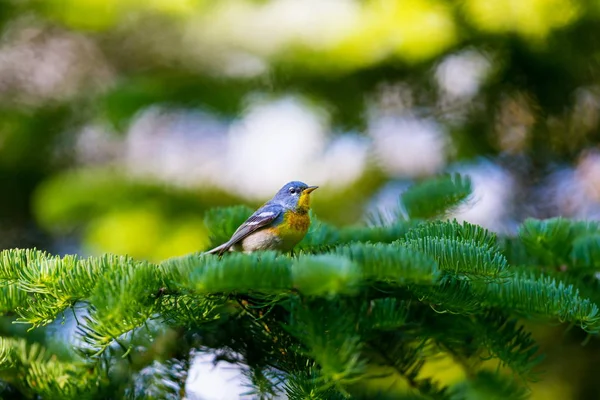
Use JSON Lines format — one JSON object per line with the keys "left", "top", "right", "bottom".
{"left": 205, "top": 181, "right": 319, "bottom": 255}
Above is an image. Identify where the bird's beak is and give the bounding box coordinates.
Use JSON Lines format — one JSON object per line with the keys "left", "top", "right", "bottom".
{"left": 303, "top": 186, "right": 319, "bottom": 194}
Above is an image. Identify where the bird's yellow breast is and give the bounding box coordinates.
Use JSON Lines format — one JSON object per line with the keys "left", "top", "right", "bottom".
{"left": 271, "top": 210, "right": 311, "bottom": 250}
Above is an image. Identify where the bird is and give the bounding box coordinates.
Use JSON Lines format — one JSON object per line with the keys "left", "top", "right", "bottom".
{"left": 205, "top": 181, "right": 318, "bottom": 255}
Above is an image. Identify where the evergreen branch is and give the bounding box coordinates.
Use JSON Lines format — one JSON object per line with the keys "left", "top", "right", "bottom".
{"left": 405, "top": 220, "right": 498, "bottom": 250}
{"left": 23, "top": 255, "right": 129, "bottom": 327}
{"left": 165, "top": 252, "right": 293, "bottom": 295}
{"left": 0, "top": 248, "right": 48, "bottom": 284}
{"left": 15, "top": 253, "right": 80, "bottom": 295}
{"left": 292, "top": 254, "right": 361, "bottom": 297}
{"left": 360, "top": 298, "right": 411, "bottom": 332}
{"left": 0, "top": 284, "right": 27, "bottom": 314}
{"left": 159, "top": 252, "right": 210, "bottom": 293}
{"left": 78, "top": 260, "right": 162, "bottom": 355}
{"left": 14, "top": 294, "right": 75, "bottom": 328}
{"left": 283, "top": 366, "right": 348, "bottom": 400}
{"left": 366, "top": 336, "right": 448, "bottom": 400}
{"left": 285, "top": 300, "right": 367, "bottom": 392}
{"left": 523, "top": 265, "right": 600, "bottom": 307}
{"left": 423, "top": 311, "right": 542, "bottom": 378}
{"left": 159, "top": 294, "right": 226, "bottom": 329}
{"left": 518, "top": 218, "right": 600, "bottom": 269}
{"left": 401, "top": 174, "right": 472, "bottom": 220}
{"left": 0, "top": 250, "right": 130, "bottom": 327}
{"left": 242, "top": 365, "right": 281, "bottom": 399}
{"left": 404, "top": 237, "right": 508, "bottom": 281}
{"left": 518, "top": 218, "right": 575, "bottom": 266}
{"left": 333, "top": 243, "right": 440, "bottom": 285}
{"left": 0, "top": 337, "right": 102, "bottom": 399}
{"left": 3, "top": 180, "right": 600, "bottom": 399}
{"left": 481, "top": 272, "right": 600, "bottom": 333}
{"left": 411, "top": 280, "right": 483, "bottom": 315}
{"left": 571, "top": 233, "right": 600, "bottom": 269}
{"left": 474, "top": 313, "right": 542, "bottom": 377}
{"left": 127, "top": 358, "right": 189, "bottom": 400}
{"left": 497, "top": 237, "right": 531, "bottom": 267}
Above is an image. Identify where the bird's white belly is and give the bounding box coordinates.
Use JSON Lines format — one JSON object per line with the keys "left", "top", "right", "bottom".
{"left": 232, "top": 229, "right": 283, "bottom": 253}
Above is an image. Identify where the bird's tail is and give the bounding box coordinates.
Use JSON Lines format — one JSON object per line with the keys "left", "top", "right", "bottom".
{"left": 203, "top": 242, "right": 231, "bottom": 256}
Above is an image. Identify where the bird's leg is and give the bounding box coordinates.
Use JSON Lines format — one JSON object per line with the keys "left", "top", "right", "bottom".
{"left": 289, "top": 248, "right": 301, "bottom": 259}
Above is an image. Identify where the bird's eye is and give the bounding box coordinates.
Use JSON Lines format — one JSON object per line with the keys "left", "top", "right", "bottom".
{"left": 289, "top": 187, "right": 296, "bottom": 194}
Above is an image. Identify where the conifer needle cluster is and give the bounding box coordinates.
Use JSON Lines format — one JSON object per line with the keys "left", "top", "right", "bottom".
{"left": 1, "top": 174, "right": 599, "bottom": 399}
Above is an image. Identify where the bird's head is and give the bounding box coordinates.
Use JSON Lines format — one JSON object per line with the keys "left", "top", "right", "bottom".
{"left": 272, "top": 181, "right": 318, "bottom": 212}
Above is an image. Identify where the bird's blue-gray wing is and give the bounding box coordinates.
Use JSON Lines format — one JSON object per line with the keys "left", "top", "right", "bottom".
{"left": 228, "top": 204, "right": 282, "bottom": 245}
{"left": 205, "top": 204, "right": 282, "bottom": 255}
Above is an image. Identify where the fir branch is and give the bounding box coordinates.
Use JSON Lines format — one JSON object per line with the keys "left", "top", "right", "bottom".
{"left": 0, "top": 250, "right": 131, "bottom": 328}
{"left": 78, "top": 260, "right": 162, "bottom": 355}
{"left": 292, "top": 254, "right": 361, "bottom": 297}
{"left": 474, "top": 313, "right": 542, "bottom": 377}
{"left": 360, "top": 298, "right": 411, "bottom": 332}
{"left": 401, "top": 174, "right": 472, "bottom": 220}
{"left": 159, "top": 294, "right": 226, "bottom": 329}
{"left": 571, "top": 233, "right": 600, "bottom": 269}
{"left": 166, "top": 251, "right": 293, "bottom": 295}
{"left": 333, "top": 242, "right": 440, "bottom": 285}
{"left": 283, "top": 366, "right": 348, "bottom": 400}
{"left": 242, "top": 365, "right": 281, "bottom": 400}
{"left": 481, "top": 272, "right": 600, "bottom": 333}
{"left": 126, "top": 358, "right": 189, "bottom": 400}
{"left": 518, "top": 218, "right": 600, "bottom": 269}
{"left": 423, "top": 311, "right": 542, "bottom": 379}
{"left": 497, "top": 237, "right": 531, "bottom": 268}
{"left": 366, "top": 336, "right": 448, "bottom": 400}
{"left": 285, "top": 299, "right": 367, "bottom": 392}
{"left": 518, "top": 218, "right": 575, "bottom": 267}
{"left": 0, "top": 337, "right": 102, "bottom": 399}
{"left": 0, "top": 248, "right": 48, "bottom": 284}
{"left": 411, "top": 280, "right": 483, "bottom": 315}
{"left": 405, "top": 220, "right": 498, "bottom": 250}
{"left": 404, "top": 237, "right": 508, "bottom": 281}
{"left": 3, "top": 175, "right": 600, "bottom": 399}
{"left": 0, "top": 284, "right": 27, "bottom": 314}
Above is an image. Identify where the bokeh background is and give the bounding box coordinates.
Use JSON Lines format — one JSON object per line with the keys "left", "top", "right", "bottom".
{"left": 1, "top": 0, "right": 600, "bottom": 398}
